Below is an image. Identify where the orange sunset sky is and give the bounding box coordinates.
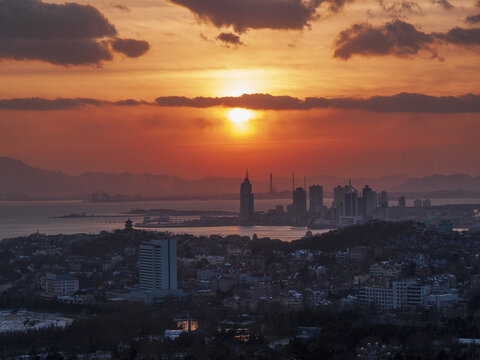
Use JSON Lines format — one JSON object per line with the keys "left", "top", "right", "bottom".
{"left": 0, "top": 0, "right": 480, "bottom": 178}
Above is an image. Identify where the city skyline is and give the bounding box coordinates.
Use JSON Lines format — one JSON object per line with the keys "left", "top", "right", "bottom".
{"left": 2, "top": 0, "right": 480, "bottom": 354}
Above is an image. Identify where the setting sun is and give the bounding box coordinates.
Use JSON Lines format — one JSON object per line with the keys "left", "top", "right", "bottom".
{"left": 227, "top": 108, "right": 253, "bottom": 125}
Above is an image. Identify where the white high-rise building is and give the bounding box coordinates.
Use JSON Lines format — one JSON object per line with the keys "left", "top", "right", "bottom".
{"left": 139, "top": 239, "right": 177, "bottom": 293}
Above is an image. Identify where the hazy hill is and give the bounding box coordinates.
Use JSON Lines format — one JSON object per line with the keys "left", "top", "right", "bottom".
{"left": 0, "top": 157, "right": 479, "bottom": 200}
{"left": 0, "top": 157, "right": 73, "bottom": 199}
{"left": 0, "top": 157, "right": 267, "bottom": 200}
{"left": 394, "top": 174, "right": 480, "bottom": 192}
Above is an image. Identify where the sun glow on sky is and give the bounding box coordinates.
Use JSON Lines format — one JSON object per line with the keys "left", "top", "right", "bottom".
{"left": 213, "top": 69, "right": 272, "bottom": 96}
{"left": 1, "top": 0, "right": 480, "bottom": 178}
{"left": 227, "top": 108, "right": 254, "bottom": 135}
{"left": 228, "top": 108, "right": 252, "bottom": 124}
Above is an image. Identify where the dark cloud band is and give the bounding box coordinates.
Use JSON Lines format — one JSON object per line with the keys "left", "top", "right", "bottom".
{"left": 2, "top": 93, "right": 480, "bottom": 113}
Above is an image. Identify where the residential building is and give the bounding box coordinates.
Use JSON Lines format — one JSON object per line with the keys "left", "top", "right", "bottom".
{"left": 358, "top": 281, "right": 430, "bottom": 310}
{"left": 139, "top": 239, "right": 178, "bottom": 295}
{"left": 45, "top": 273, "right": 79, "bottom": 296}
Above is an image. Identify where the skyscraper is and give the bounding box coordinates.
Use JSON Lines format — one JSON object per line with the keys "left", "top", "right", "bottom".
{"left": 239, "top": 170, "right": 254, "bottom": 223}
{"left": 379, "top": 191, "right": 389, "bottom": 208}
{"left": 293, "top": 187, "right": 307, "bottom": 222}
{"left": 309, "top": 185, "right": 323, "bottom": 215}
{"left": 333, "top": 185, "right": 346, "bottom": 219}
{"left": 398, "top": 196, "right": 406, "bottom": 208}
{"left": 139, "top": 239, "right": 177, "bottom": 293}
{"left": 362, "top": 185, "right": 376, "bottom": 218}
{"left": 343, "top": 182, "right": 358, "bottom": 217}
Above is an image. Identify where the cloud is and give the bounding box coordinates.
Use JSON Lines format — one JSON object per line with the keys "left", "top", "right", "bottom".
{"left": 111, "top": 3, "right": 130, "bottom": 12}
{"left": 111, "top": 38, "right": 151, "bottom": 57}
{"left": 216, "top": 32, "right": 243, "bottom": 46}
{"left": 0, "top": 0, "right": 149, "bottom": 65}
{"left": 441, "top": 27, "right": 480, "bottom": 45}
{"left": 0, "top": 98, "right": 105, "bottom": 111}
{"left": 432, "top": 0, "right": 454, "bottom": 10}
{"left": 466, "top": 13, "right": 480, "bottom": 23}
{"left": 334, "top": 20, "right": 480, "bottom": 60}
{"left": 333, "top": 20, "right": 437, "bottom": 60}
{"left": 379, "top": 0, "right": 423, "bottom": 18}
{"left": 0, "top": 39, "right": 114, "bottom": 66}
{"left": 154, "top": 93, "right": 480, "bottom": 112}
{"left": 303, "top": 93, "right": 480, "bottom": 112}
{"left": 167, "top": 0, "right": 344, "bottom": 32}
{"left": 4, "top": 93, "right": 480, "bottom": 113}
{"left": 0, "top": 0, "right": 117, "bottom": 39}
{"left": 155, "top": 94, "right": 305, "bottom": 109}
{"left": 0, "top": 97, "right": 148, "bottom": 110}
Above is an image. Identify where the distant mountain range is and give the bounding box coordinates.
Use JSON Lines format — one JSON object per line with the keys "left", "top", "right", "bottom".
{"left": 0, "top": 157, "right": 479, "bottom": 200}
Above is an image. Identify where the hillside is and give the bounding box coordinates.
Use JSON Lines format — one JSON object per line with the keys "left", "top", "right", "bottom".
{"left": 1, "top": 157, "right": 479, "bottom": 200}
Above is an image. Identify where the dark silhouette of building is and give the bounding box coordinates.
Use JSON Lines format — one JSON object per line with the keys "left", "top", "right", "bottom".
{"left": 309, "top": 185, "right": 323, "bottom": 216}
{"left": 344, "top": 181, "right": 358, "bottom": 217}
{"left": 423, "top": 199, "right": 431, "bottom": 207}
{"left": 293, "top": 187, "right": 307, "bottom": 223}
{"left": 357, "top": 197, "right": 365, "bottom": 217}
{"left": 398, "top": 196, "right": 406, "bottom": 208}
{"left": 379, "top": 191, "right": 389, "bottom": 208}
{"left": 333, "top": 185, "right": 346, "bottom": 220}
{"left": 239, "top": 170, "right": 254, "bottom": 223}
{"left": 362, "top": 185, "right": 376, "bottom": 219}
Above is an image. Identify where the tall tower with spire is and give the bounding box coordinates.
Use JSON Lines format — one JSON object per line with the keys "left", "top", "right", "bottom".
{"left": 239, "top": 170, "right": 254, "bottom": 223}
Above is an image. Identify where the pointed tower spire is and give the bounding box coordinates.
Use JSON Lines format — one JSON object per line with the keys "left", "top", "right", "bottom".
{"left": 246, "top": 169, "right": 249, "bottom": 179}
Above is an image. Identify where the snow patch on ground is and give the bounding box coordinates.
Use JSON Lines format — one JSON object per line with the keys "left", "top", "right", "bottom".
{"left": 0, "top": 309, "right": 74, "bottom": 333}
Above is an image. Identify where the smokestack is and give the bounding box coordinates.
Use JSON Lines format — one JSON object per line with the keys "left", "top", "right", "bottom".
{"left": 292, "top": 172, "right": 295, "bottom": 192}
{"left": 269, "top": 173, "right": 273, "bottom": 193}
{"left": 304, "top": 175, "right": 306, "bottom": 190}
